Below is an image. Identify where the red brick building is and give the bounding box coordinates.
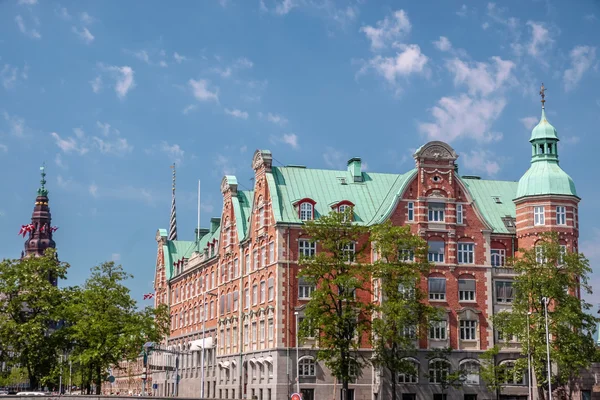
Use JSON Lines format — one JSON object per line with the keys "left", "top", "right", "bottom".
{"left": 152, "top": 102, "right": 585, "bottom": 400}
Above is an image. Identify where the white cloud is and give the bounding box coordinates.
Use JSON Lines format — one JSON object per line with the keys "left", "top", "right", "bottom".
{"left": 80, "top": 12, "right": 93, "bottom": 25}
{"left": 275, "top": 0, "right": 296, "bottom": 15}
{"left": 525, "top": 21, "right": 553, "bottom": 58}
{"left": 51, "top": 132, "right": 89, "bottom": 155}
{"left": 563, "top": 136, "right": 581, "bottom": 145}
{"left": 182, "top": 104, "right": 197, "bottom": 115}
{"left": 111, "top": 253, "right": 121, "bottom": 262}
{"left": 92, "top": 136, "right": 132, "bottom": 155}
{"left": 57, "top": 7, "right": 71, "bottom": 19}
{"left": 363, "top": 44, "right": 428, "bottom": 86}
{"left": 482, "top": 22, "right": 490, "bottom": 30}
{"left": 584, "top": 14, "right": 597, "bottom": 22}
{"left": 15, "top": 15, "right": 41, "bottom": 39}
{"left": 18, "top": 0, "right": 37, "bottom": 5}
{"left": 189, "top": 79, "right": 219, "bottom": 102}
{"left": 520, "top": 116, "right": 538, "bottom": 130}
{"left": 96, "top": 121, "right": 112, "bottom": 137}
{"left": 55, "top": 153, "right": 67, "bottom": 169}
{"left": 323, "top": 147, "right": 346, "bottom": 169}
{"left": 433, "top": 36, "right": 452, "bottom": 52}
{"left": 2, "top": 111, "right": 27, "bottom": 137}
{"left": 174, "top": 52, "right": 187, "bottom": 63}
{"left": 564, "top": 45, "right": 597, "bottom": 91}
{"left": 104, "top": 65, "right": 135, "bottom": 98}
{"left": 159, "top": 141, "right": 184, "bottom": 164}
{"left": 445, "top": 56, "right": 515, "bottom": 97}
{"left": 240, "top": 145, "right": 248, "bottom": 153}
{"left": 56, "top": 175, "right": 73, "bottom": 189}
{"left": 89, "top": 183, "right": 98, "bottom": 197}
{"left": 461, "top": 149, "right": 501, "bottom": 176}
{"left": 360, "top": 9, "right": 411, "bottom": 51}
{"left": 282, "top": 133, "right": 298, "bottom": 148}
{"left": 51, "top": 123, "right": 132, "bottom": 156}
{"left": 214, "top": 154, "right": 236, "bottom": 176}
{"left": 224, "top": 108, "right": 249, "bottom": 119}
{"left": 235, "top": 57, "right": 253, "bottom": 69}
{"left": 0, "top": 144, "right": 7, "bottom": 152}
{"left": 418, "top": 94, "right": 506, "bottom": 143}
{"left": 133, "top": 50, "right": 150, "bottom": 64}
{"left": 72, "top": 26, "right": 94, "bottom": 44}
{"left": 90, "top": 76, "right": 102, "bottom": 93}
{"left": 264, "top": 112, "right": 288, "bottom": 126}
{"left": 486, "top": 3, "right": 519, "bottom": 32}
{"left": 456, "top": 4, "right": 468, "bottom": 17}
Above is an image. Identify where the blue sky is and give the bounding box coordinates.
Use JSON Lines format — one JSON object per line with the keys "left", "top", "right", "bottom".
{"left": 1, "top": 0, "right": 599, "bottom": 315}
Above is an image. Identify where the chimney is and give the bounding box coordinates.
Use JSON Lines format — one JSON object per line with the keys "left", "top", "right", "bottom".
{"left": 195, "top": 228, "right": 210, "bottom": 240}
{"left": 347, "top": 157, "right": 362, "bottom": 182}
{"left": 210, "top": 217, "right": 221, "bottom": 234}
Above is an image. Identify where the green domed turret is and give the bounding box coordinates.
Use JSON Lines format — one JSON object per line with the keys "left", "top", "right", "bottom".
{"left": 515, "top": 85, "right": 578, "bottom": 199}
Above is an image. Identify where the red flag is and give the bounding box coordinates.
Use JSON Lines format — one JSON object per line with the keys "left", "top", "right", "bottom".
{"left": 143, "top": 293, "right": 154, "bottom": 300}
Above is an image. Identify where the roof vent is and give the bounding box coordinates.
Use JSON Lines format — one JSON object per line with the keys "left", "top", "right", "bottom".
{"left": 339, "top": 177, "right": 348, "bottom": 185}
{"left": 195, "top": 228, "right": 209, "bottom": 240}
{"left": 462, "top": 175, "right": 481, "bottom": 180}
{"left": 286, "top": 165, "right": 306, "bottom": 169}
{"left": 492, "top": 196, "right": 502, "bottom": 204}
{"left": 209, "top": 217, "right": 221, "bottom": 234}
{"left": 347, "top": 157, "right": 363, "bottom": 182}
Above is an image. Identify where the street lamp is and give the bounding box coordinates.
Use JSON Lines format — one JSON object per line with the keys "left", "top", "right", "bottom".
{"left": 201, "top": 288, "right": 218, "bottom": 398}
{"left": 294, "top": 311, "right": 300, "bottom": 395}
{"left": 526, "top": 312, "right": 532, "bottom": 400}
{"left": 542, "top": 297, "right": 552, "bottom": 400}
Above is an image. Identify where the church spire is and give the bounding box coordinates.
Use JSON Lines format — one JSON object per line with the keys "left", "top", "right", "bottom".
{"left": 168, "top": 164, "right": 178, "bottom": 241}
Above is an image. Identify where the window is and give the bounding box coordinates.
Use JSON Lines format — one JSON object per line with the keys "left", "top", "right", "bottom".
{"left": 253, "top": 250, "right": 258, "bottom": 271}
{"left": 298, "top": 358, "right": 316, "bottom": 376}
{"left": 301, "top": 389, "right": 315, "bottom": 400}
{"left": 399, "top": 249, "right": 415, "bottom": 262}
{"left": 244, "top": 324, "right": 249, "bottom": 346}
{"left": 339, "top": 204, "right": 350, "bottom": 215}
{"left": 342, "top": 242, "right": 356, "bottom": 262}
{"left": 244, "top": 288, "right": 249, "bottom": 309}
{"left": 398, "top": 360, "right": 419, "bottom": 383}
{"left": 428, "top": 203, "right": 445, "bottom": 222}
{"left": 298, "top": 278, "right": 315, "bottom": 299}
{"left": 496, "top": 281, "right": 514, "bottom": 303}
{"left": 556, "top": 206, "right": 566, "bottom": 225}
{"left": 559, "top": 244, "right": 567, "bottom": 264}
{"left": 258, "top": 206, "right": 265, "bottom": 227}
{"left": 398, "top": 283, "right": 415, "bottom": 300}
{"left": 428, "top": 277, "right": 446, "bottom": 301}
{"left": 227, "top": 293, "right": 232, "bottom": 313}
{"left": 233, "top": 291, "right": 239, "bottom": 311}
{"left": 252, "top": 322, "right": 257, "bottom": 348}
{"left": 269, "top": 242, "right": 274, "bottom": 263}
{"left": 428, "top": 360, "right": 449, "bottom": 383}
{"left": 267, "top": 277, "right": 274, "bottom": 301}
{"left": 261, "top": 246, "right": 267, "bottom": 268}
{"left": 300, "top": 202, "right": 313, "bottom": 221}
{"left": 534, "top": 206, "right": 545, "bottom": 225}
{"left": 457, "top": 204, "right": 463, "bottom": 224}
{"left": 260, "top": 320, "right": 265, "bottom": 342}
{"left": 460, "top": 320, "right": 477, "bottom": 340}
{"left": 428, "top": 241, "right": 445, "bottom": 263}
{"left": 252, "top": 284, "right": 258, "bottom": 305}
{"left": 268, "top": 318, "right": 274, "bottom": 341}
{"left": 535, "top": 246, "right": 546, "bottom": 264}
{"left": 429, "top": 320, "right": 447, "bottom": 340}
{"left": 407, "top": 201, "right": 414, "bottom": 221}
{"left": 458, "top": 279, "right": 475, "bottom": 301}
{"left": 245, "top": 254, "right": 250, "bottom": 274}
{"left": 457, "top": 243, "right": 474, "bottom": 264}
{"left": 491, "top": 249, "right": 506, "bottom": 267}
{"left": 502, "top": 362, "right": 525, "bottom": 385}
{"left": 299, "top": 316, "right": 316, "bottom": 338}
{"left": 260, "top": 281, "right": 266, "bottom": 303}
{"left": 582, "top": 391, "right": 592, "bottom": 400}
{"left": 219, "top": 295, "right": 225, "bottom": 315}
{"left": 299, "top": 239, "right": 316, "bottom": 258}
{"left": 233, "top": 259, "right": 239, "bottom": 278}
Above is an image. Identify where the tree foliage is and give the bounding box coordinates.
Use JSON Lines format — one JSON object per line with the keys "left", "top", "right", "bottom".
{"left": 488, "top": 232, "right": 599, "bottom": 400}
{"left": 298, "top": 209, "right": 372, "bottom": 400}
{"left": 425, "top": 347, "right": 466, "bottom": 395}
{"left": 369, "top": 222, "right": 435, "bottom": 400}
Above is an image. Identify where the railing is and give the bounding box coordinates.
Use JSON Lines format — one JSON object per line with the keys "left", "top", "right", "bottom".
{"left": 492, "top": 267, "right": 517, "bottom": 276}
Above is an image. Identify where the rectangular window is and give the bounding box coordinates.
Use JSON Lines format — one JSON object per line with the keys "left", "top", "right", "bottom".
{"left": 261, "top": 247, "right": 267, "bottom": 268}
{"left": 298, "top": 358, "right": 316, "bottom": 377}
{"left": 225, "top": 327, "right": 230, "bottom": 349}
{"left": 491, "top": 249, "right": 506, "bottom": 267}
{"left": 298, "top": 278, "right": 315, "bottom": 299}
{"left": 253, "top": 250, "right": 258, "bottom": 271}
{"left": 299, "top": 240, "right": 316, "bottom": 258}
{"left": 258, "top": 207, "right": 265, "bottom": 227}
{"left": 244, "top": 324, "right": 249, "bottom": 346}
{"left": 560, "top": 245, "right": 567, "bottom": 264}
{"left": 260, "top": 320, "right": 265, "bottom": 342}
{"left": 245, "top": 254, "right": 250, "bottom": 275}
{"left": 428, "top": 277, "right": 446, "bottom": 301}
{"left": 268, "top": 318, "right": 274, "bottom": 341}
{"left": 534, "top": 206, "right": 545, "bottom": 225}
{"left": 399, "top": 249, "right": 415, "bottom": 261}
{"left": 343, "top": 242, "right": 356, "bottom": 262}
{"left": 252, "top": 322, "right": 257, "bottom": 348}
{"left": 460, "top": 320, "right": 477, "bottom": 340}
{"left": 252, "top": 284, "right": 258, "bottom": 305}
{"left": 458, "top": 279, "right": 475, "bottom": 301}
{"left": 233, "top": 291, "right": 239, "bottom": 311}
{"left": 536, "top": 246, "right": 546, "bottom": 264}
{"left": 407, "top": 201, "right": 414, "bottom": 221}
{"left": 226, "top": 293, "right": 232, "bottom": 313}
{"left": 260, "top": 281, "right": 266, "bottom": 303}
{"left": 268, "top": 277, "right": 274, "bottom": 301}
{"left": 457, "top": 204, "right": 463, "bottom": 224}
{"left": 556, "top": 206, "right": 566, "bottom": 225}
{"left": 429, "top": 320, "right": 447, "bottom": 340}
{"left": 244, "top": 288, "right": 249, "bottom": 309}
{"left": 211, "top": 271, "right": 215, "bottom": 288}
{"left": 233, "top": 258, "right": 239, "bottom": 278}
{"left": 457, "top": 243, "right": 474, "bottom": 264}
{"left": 428, "top": 203, "right": 445, "bottom": 222}
{"left": 269, "top": 242, "right": 275, "bottom": 263}
{"left": 495, "top": 281, "right": 514, "bottom": 303}
{"left": 428, "top": 241, "right": 445, "bottom": 263}
{"left": 220, "top": 295, "right": 225, "bottom": 315}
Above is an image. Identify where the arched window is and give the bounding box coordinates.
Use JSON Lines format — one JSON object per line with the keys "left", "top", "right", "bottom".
{"left": 460, "top": 360, "right": 480, "bottom": 385}
{"left": 398, "top": 358, "right": 419, "bottom": 383}
{"left": 501, "top": 361, "right": 526, "bottom": 385}
{"left": 428, "top": 359, "right": 449, "bottom": 383}
{"left": 300, "top": 202, "right": 313, "bottom": 221}
{"left": 298, "top": 356, "right": 316, "bottom": 377}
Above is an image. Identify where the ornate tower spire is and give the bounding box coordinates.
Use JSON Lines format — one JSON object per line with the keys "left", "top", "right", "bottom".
{"left": 23, "top": 165, "right": 57, "bottom": 264}
{"left": 168, "top": 164, "right": 178, "bottom": 241}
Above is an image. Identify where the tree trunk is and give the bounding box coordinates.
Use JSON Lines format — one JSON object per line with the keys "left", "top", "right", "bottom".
{"left": 95, "top": 363, "right": 102, "bottom": 395}
{"left": 390, "top": 365, "right": 397, "bottom": 400}
{"left": 27, "top": 365, "right": 38, "bottom": 391}
{"left": 342, "top": 379, "right": 349, "bottom": 400}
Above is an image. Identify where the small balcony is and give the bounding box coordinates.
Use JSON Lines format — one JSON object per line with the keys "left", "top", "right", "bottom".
{"left": 492, "top": 266, "right": 518, "bottom": 276}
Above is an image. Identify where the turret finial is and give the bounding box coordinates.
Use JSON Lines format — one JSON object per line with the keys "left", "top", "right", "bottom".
{"left": 540, "top": 83, "right": 546, "bottom": 108}
{"left": 168, "top": 163, "right": 178, "bottom": 241}
{"left": 38, "top": 163, "right": 48, "bottom": 196}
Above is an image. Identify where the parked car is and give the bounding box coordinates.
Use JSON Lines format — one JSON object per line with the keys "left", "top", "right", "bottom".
{"left": 0, "top": 390, "right": 9, "bottom": 396}
{"left": 16, "top": 392, "right": 46, "bottom": 396}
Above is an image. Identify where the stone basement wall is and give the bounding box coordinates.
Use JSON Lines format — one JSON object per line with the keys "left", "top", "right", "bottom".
{"left": 1, "top": 396, "right": 242, "bottom": 400}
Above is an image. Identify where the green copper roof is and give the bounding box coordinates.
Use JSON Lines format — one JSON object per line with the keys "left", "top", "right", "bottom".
{"left": 515, "top": 161, "right": 577, "bottom": 199}
{"left": 233, "top": 190, "right": 253, "bottom": 241}
{"left": 163, "top": 239, "right": 197, "bottom": 280}
{"left": 269, "top": 166, "right": 416, "bottom": 225}
{"left": 460, "top": 178, "right": 518, "bottom": 234}
{"left": 530, "top": 108, "right": 559, "bottom": 141}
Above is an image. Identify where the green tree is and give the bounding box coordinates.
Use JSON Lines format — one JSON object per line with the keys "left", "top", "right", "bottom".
{"left": 0, "top": 249, "right": 70, "bottom": 390}
{"left": 425, "top": 347, "right": 466, "bottom": 397}
{"left": 490, "top": 232, "right": 599, "bottom": 400}
{"left": 369, "top": 222, "right": 434, "bottom": 400}
{"left": 66, "top": 262, "right": 169, "bottom": 394}
{"left": 298, "top": 209, "right": 372, "bottom": 400}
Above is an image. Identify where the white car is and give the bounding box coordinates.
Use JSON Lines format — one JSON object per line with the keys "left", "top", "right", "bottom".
{"left": 16, "top": 392, "right": 46, "bottom": 396}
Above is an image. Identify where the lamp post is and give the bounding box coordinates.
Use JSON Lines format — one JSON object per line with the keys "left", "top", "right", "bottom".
{"left": 294, "top": 311, "right": 300, "bottom": 395}
{"left": 527, "top": 312, "right": 532, "bottom": 400}
{"left": 542, "top": 297, "right": 552, "bottom": 400}
{"left": 201, "top": 290, "right": 218, "bottom": 398}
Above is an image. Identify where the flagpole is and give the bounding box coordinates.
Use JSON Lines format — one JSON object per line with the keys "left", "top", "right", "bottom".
{"left": 197, "top": 180, "right": 201, "bottom": 249}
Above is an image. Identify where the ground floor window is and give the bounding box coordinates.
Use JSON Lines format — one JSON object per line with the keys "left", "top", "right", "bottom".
{"left": 339, "top": 388, "right": 354, "bottom": 400}
{"left": 301, "top": 388, "right": 315, "bottom": 400}
{"left": 465, "top": 395, "right": 477, "bottom": 400}
{"left": 434, "top": 395, "right": 447, "bottom": 400}
{"left": 402, "top": 394, "right": 416, "bottom": 400}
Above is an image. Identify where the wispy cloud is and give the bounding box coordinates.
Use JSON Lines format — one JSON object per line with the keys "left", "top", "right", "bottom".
{"left": 520, "top": 116, "right": 538, "bottom": 130}
{"left": 0, "top": 63, "right": 28, "bottom": 90}
{"left": 282, "top": 133, "right": 298, "bottom": 148}
{"left": 323, "top": 146, "right": 346, "bottom": 169}
{"left": 445, "top": 56, "right": 516, "bottom": 96}
{"left": 456, "top": 4, "right": 468, "bottom": 18}
{"left": 564, "top": 45, "right": 597, "bottom": 91}
{"left": 89, "top": 183, "right": 98, "bottom": 197}
{"left": 433, "top": 36, "right": 452, "bottom": 52}
{"left": 56, "top": 6, "right": 71, "bottom": 19}
{"left": 72, "top": 26, "right": 94, "bottom": 44}
{"left": 189, "top": 79, "right": 219, "bottom": 102}
{"left": 54, "top": 153, "right": 67, "bottom": 169}
{"left": 358, "top": 44, "right": 429, "bottom": 89}
{"left": 259, "top": 112, "right": 288, "bottom": 126}
{"left": 224, "top": 108, "right": 249, "bottom": 119}
{"left": 182, "top": 104, "right": 197, "bottom": 115}
{"left": 524, "top": 21, "right": 554, "bottom": 58}
{"left": 90, "top": 76, "right": 102, "bottom": 93}
{"left": 51, "top": 123, "right": 133, "bottom": 156}
{"left": 584, "top": 14, "right": 597, "bottom": 22}
{"left": 18, "top": 0, "right": 38, "bottom": 5}
{"left": 360, "top": 9, "right": 411, "bottom": 51}
{"left": 0, "top": 144, "right": 7, "bottom": 152}
{"left": 51, "top": 131, "right": 89, "bottom": 155}
{"left": 214, "top": 154, "right": 236, "bottom": 176}
{"left": 174, "top": 52, "right": 187, "bottom": 64}
{"left": 2, "top": 111, "right": 27, "bottom": 137}
{"left": 159, "top": 141, "right": 184, "bottom": 164}
{"left": 15, "top": 15, "right": 41, "bottom": 39}
{"left": 460, "top": 149, "right": 501, "bottom": 176}
{"left": 101, "top": 65, "right": 135, "bottom": 98}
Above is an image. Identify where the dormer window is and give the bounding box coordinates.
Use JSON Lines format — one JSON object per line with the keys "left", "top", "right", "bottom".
{"left": 333, "top": 200, "right": 355, "bottom": 222}
{"left": 338, "top": 204, "right": 350, "bottom": 213}
{"left": 300, "top": 202, "right": 313, "bottom": 221}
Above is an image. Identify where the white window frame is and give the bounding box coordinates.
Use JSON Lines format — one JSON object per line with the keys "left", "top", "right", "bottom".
{"left": 244, "top": 288, "right": 249, "bottom": 309}
{"left": 459, "top": 320, "right": 477, "bottom": 341}
{"left": 461, "top": 361, "right": 480, "bottom": 385}
{"left": 428, "top": 203, "right": 445, "bottom": 222}
{"left": 559, "top": 244, "right": 567, "bottom": 264}
{"left": 535, "top": 246, "right": 546, "bottom": 264}
{"left": 491, "top": 249, "right": 506, "bottom": 267}
{"left": 298, "top": 358, "right": 316, "bottom": 377}
{"left": 268, "top": 277, "right": 274, "bottom": 301}
{"left": 299, "top": 240, "right": 316, "bottom": 258}
{"left": 269, "top": 242, "right": 275, "bottom": 263}
{"left": 429, "top": 320, "right": 447, "bottom": 340}
{"left": 534, "top": 206, "right": 545, "bottom": 226}
{"left": 458, "top": 279, "right": 476, "bottom": 301}
{"left": 428, "top": 360, "right": 449, "bottom": 384}
{"left": 456, "top": 204, "right": 463, "bottom": 224}
{"left": 398, "top": 360, "right": 419, "bottom": 383}
{"left": 428, "top": 241, "right": 445, "bottom": 263}
{"left": 298, "top": 278, "right": 315, "bottom": 299}
{"left": 428, "top": 277, "right": 446, "bottom": 301}
{"left": 495, "top": 281, "right": 514, "bottom": 303}
{"left": 342, "top": 242, "right": 356, "bottom": 262}
{"left": 457, "top": 243, "right": 474, "bottom": 264}
{"left": 260, "top": 281, "right": 266, "bottom": 304}
{"left": 407, "top": 201, "right": 414, "bottom": 221}
{"left": 268, "top": 318, "right": 274, "bottom": 341}
{"left": 300, "top": 202, "right": 313, "bottom": 221}
{"left": 556, "top": 206, "right": 566, "bottom": 225}
{"left": 252, "top": 284, "right": 258, "bottom": 305}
